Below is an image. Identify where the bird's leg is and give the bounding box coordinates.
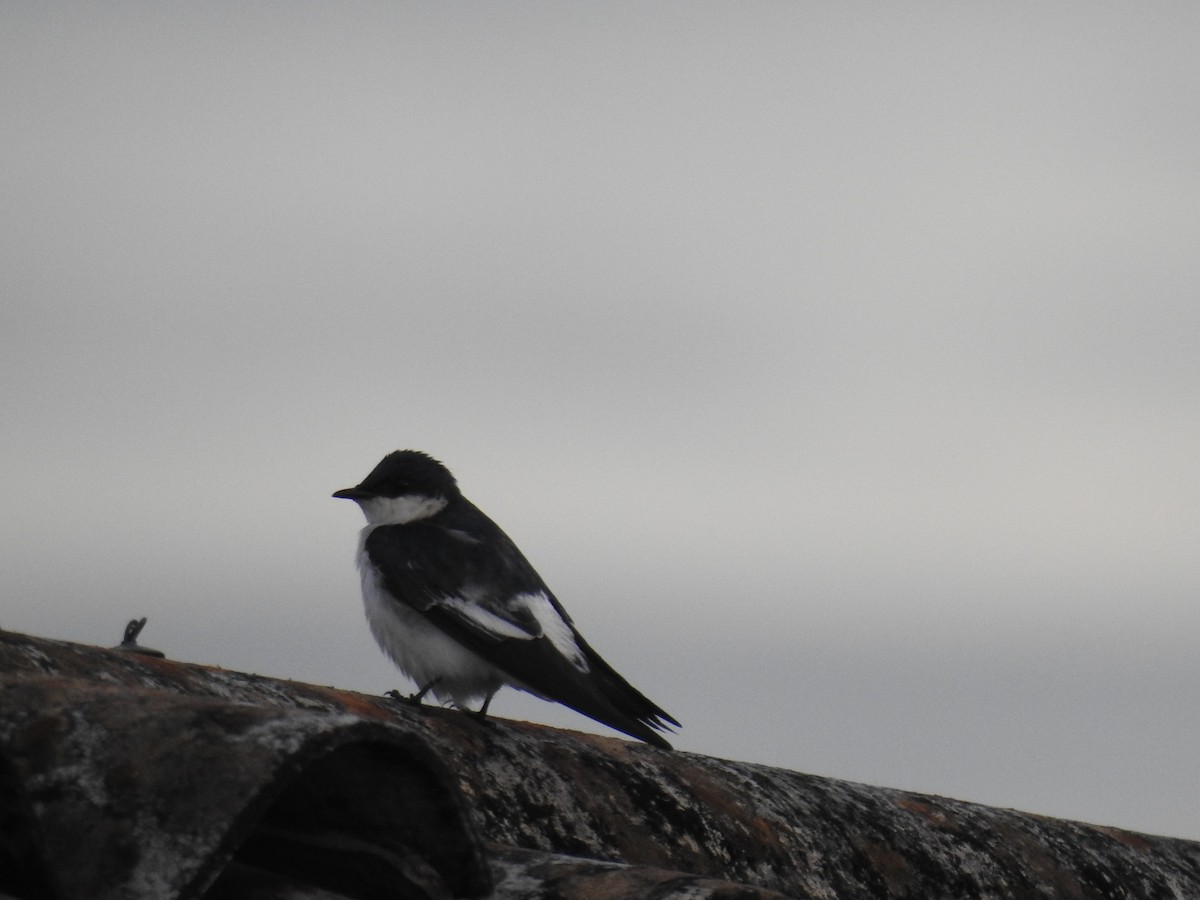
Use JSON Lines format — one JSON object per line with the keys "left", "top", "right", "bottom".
{"left": 411, "top": 679, "right": 441, "bottom": 703}
{"left": 471, "top": 689, "right": 497, "bottom": 721}
{"left": 386, "top": 678, "right": 441, "bottom": 707}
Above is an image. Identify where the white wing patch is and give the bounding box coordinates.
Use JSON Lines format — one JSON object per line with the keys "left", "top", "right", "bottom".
{"left": 438, "top": 591, "right": 590, "bottom": 673}
{"left": 520, "top": 591, "right": 590, "bottom": 673}
{"left": 439, "top": 596, "right": 535, "bottom": 641}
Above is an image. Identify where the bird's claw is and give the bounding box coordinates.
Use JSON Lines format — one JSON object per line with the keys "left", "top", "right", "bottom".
{"left": 385, "top": 678, "right": 441, "bottom": 709}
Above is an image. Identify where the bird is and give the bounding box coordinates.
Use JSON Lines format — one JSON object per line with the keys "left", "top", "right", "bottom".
{"left": 333, "top": 450, "right": 679, "bottom": 749}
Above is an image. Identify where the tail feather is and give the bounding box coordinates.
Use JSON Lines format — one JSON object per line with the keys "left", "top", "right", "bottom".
{"left": 564, "top": 642, "right": 679, "bottom": 749}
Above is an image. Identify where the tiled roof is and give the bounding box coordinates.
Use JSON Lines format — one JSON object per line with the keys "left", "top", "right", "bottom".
{"left": 1, "top": 627, "right": 1197, "bottom": 899}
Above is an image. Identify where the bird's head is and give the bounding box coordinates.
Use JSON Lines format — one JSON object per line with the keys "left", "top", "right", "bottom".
{"left": 333, "top": 450, "right": 460, "bottom": 525}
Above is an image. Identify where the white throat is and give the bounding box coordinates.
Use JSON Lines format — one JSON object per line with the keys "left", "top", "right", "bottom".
{"left": 357, "top": 493, "right": 449, "bottom": 526}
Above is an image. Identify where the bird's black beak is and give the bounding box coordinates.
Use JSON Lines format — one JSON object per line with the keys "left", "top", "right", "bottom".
{"left": 332, "top": 487, "right": 366, "bottom": 500}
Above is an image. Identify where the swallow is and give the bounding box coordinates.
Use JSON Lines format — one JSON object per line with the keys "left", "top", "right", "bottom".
{"left": 334, "top": 450, "right": 678, "bottom": 748}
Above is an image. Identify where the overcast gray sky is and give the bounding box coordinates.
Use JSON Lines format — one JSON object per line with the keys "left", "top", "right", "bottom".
{"left": 3, "top": 3, "right": 1198, "bottom": 840}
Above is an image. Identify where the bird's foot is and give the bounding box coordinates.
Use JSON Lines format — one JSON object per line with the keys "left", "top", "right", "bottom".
{"left": 385, "top": 678, "right": 441, "bottom": 708}
{"left": 467, "top": 690, "right": 497, "bottom": 724}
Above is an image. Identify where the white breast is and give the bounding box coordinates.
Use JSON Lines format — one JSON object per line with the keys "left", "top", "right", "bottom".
{"left": 355, "top": 532, "right": 507, "bottom": 708}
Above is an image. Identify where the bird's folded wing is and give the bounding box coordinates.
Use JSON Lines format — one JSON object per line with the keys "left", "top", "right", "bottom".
{"left": 364, "top": 522, "right": 548, "bottom": 644}
{"left": 364, "top": 521, "right": 677, "bottom": 746}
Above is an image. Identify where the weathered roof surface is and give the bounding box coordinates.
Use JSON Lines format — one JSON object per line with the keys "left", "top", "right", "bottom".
{"left": 1, "top": 627, "right": 1198, "bottom": 900}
